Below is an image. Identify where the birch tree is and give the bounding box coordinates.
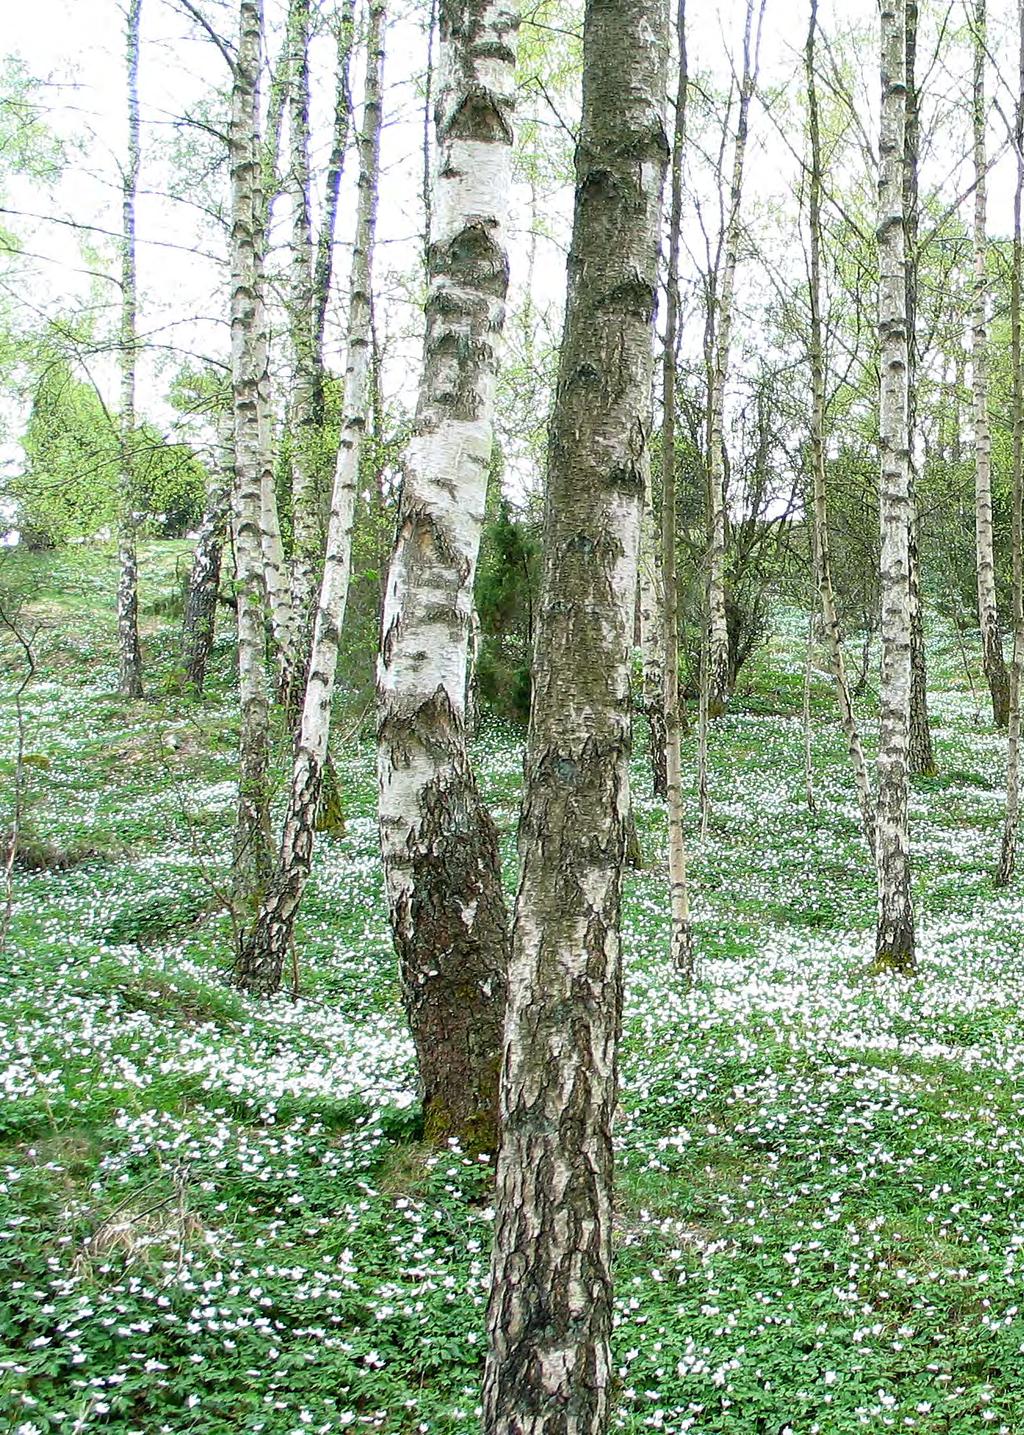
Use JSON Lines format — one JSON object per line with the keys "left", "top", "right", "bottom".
{"left": 117, "top": 0, "right": 144, "bottom": 700}
{"left": 180, "top": 410, "right": 232, "bottom": 697}
{"left": 234, "top": 0, "right": 385, "bottom": 997}
{"left": 638, "top": 466, "right": 667, "bottom": 798}
{"left": 229, "top": 0, "right": 274, "bottom": 907}
{"left": 377, "top": 0, "right": 518, "bottom": 1151}
{"left": 806, "top": 0, "right": 875, "bottom": 853}
{"left": 999, "top": 2, "right": 1024, "bottom": 886}
{"left": 875, "top": 0, "right": 916, "bottom": 972}
{"left": 971, "top": 0, "right": 1009, "bottom": 728}
{"left": 663, "top": 0, "right": 694, "bottom": 974}
{"left": 482, "top": 0, "right": 670, "bottom": 1424}
{"left": 706, "top": 0, "right": 762, "bottom": 717}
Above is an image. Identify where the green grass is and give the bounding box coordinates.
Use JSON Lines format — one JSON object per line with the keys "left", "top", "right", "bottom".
{"left": 2, "top": 545, "right": 1024, "bottom": 1433}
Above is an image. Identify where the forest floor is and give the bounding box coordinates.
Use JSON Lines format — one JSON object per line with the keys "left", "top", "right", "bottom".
{"left": 2, "top": 542, "right": 1024, "bottom": 1435}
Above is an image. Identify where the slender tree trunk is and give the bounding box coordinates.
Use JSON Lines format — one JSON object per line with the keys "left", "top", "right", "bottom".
{"left": 181, "top": 412, "right": 232, "bottom": 697}
{"left": 281, "top": 0, "right": 321, "bottom": 706}
{"left": 998, "top": 6, "right": 1024, "bottom": 886}
{"left": 806, "top": 0, "right": 876, "bottom": 854}
{"left": 803, "top": 600, "right": 816, "bottom": 812}
{"left": 235, "top": 3, "right": 385, "bottom": 996}
{"left": 875, "top": 0, "right": 916, "bottom": 973}
{"left": 482, "top": 1, "right": 669, "bottom": 1426}
{"left": 638, "top": 458, "right": 667, "bottom": 798}
{"left": 311, "top": 0, "right": 355, "bottom": 385}
{"left": 662, "top": 0, "right": 694, "bottom": 977}
{"left": 972, "top": 0, "right": 1010, "bottom": 728}
{"left": 706, "top": 0, "right": 762, "bottom": 717}
{"left": 904, "top": 0, "right": 934, "bottom": 777}
{"left": 230, "top": 0, "right": 274, "bottom": 910}
{"left": 377, "top": 0, "right": 518, "bottom": 1153}
{"left": 117, "top": 0, "right": 144, "bottom": 700}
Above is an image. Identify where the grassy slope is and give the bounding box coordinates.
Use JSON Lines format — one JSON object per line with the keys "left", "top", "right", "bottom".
{"left": 2, "top": 544, "right": 1024, "bottom": 1434}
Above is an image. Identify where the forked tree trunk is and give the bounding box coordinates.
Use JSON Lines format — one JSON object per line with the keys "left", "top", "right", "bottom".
{"left": 972, "top": 0, "right": 1010, "bottom": 727}
{"left": 998, "top": 4, "right": 1024, "bottom": 886}
{"left": 229, "top": 0, "right": 274, "bottom": 910}
{"left": 806, "top": 0, "right": 875, "bottom": 854}
{"left": 662, "top": 0, "right": 694, "bottom": 977}
{"left": 117, "top": 0, "right": 144, "bottom": 700}
{"left": 234, "top": 1, "right": 385, "bottom": 997}
{"left": 638, "top": 459, "right": 667, "bottom": 797}
{"left": 875, "top": 0, "right": 916, "bottom": 973}
{"left": 181, "top": 412, "right": 232, "bottom": 697}
{"left": 377, "top": 0, "right": 518, "bottom": 1152}
{"left": 706, "top": 0, "right": 762, "bottom": 717}
{"left": 482, "top": 0, "right": 670, "bottom": 1426}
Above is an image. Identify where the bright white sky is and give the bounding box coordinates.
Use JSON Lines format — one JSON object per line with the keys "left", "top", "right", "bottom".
{"left": 2, "top": 0, "right": 1023, "bottom": 493}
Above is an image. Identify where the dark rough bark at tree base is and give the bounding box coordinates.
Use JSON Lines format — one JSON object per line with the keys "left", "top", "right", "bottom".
{"left": 381, "top": 697, "right": 508, "bottom": 1153}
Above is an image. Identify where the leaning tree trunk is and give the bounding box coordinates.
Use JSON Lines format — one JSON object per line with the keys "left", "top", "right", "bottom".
{"left": 706, "top": 0, "right": 761, "bottom": 717}
{"left": 875, "top": 0, "right": 916, "bottom": 973}
{"left": 311, "top": 0, "right": 355, "bottom": 386}
{"left": 972, "top": 0, "right": 1010, "bottom": 727}
{"left": 638, "top": 458, "right": 667, "bottom": 798}
{"left": 662, "top": 0, "right": 694, "bottom": 977}
{"left": 234, "top": 1, "right": 385, "bottom": 997}
{"left": 117, "top": 0, "right": 144, "bottom": 700}
{"left": 180, "top": 411, "right": 232, "bottom": 697}
{"left": 482, "top": 0, "right": 670, "bottom": 1427}
{"left": 229, "top": 0, "right": 274, "bottom": 910}
{"left": 806, "top": 0, "right": 875, "bottom": 854}
{"left": 904, "top": 0, "right": 935, "bottom": 777}
{"left": 998, "top": 3, "right": 1024, "bottom": 886}
{"left": 377, "top": 0, "right": 518, "bottom": 1153}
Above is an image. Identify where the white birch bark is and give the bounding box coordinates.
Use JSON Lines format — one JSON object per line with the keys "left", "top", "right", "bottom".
{"left": 706, "top": 0, "right": 762, "bottom": 717}
{"left": 117, "top": 0, "right": 144, "bottom": 700}
{"left": 483, "top": 0, "right": 670, "bottom": 1424}
{"left": 377, "top": 0, "right": 518, "bottom": 1151}
{"left": 229, "top": 0, "right": 274, "bottom": 909}
{"left": 998, "top": 5, "right": 1024, "bottom": 886}
{"left": 875, "top": 0, "right": 916, "bottom": 972}
{"left": 181, "top": 410, "right": 232, "bottom": 696}
{"left": 234, "top": 1, "right": 385, "bottom": 997}
{"left": 971, "top": 0, "right": 1010, "bottom": 728}
{"left": 638, "top": 456, "right": 667, "bottom": 797}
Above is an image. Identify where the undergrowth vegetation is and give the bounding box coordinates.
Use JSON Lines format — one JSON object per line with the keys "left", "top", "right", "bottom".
{"left": 2, "top": 543, "right": 1024, "bottom": 1433}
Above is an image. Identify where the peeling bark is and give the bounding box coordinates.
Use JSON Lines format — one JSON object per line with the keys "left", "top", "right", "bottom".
{"left": 235, "top": 1, "right": 385, "bottom": 998}
{"left": 117, "top": 0, "right": 144, "bottom": 701}
{"left": 229, "top": 0, "right": 274, "bottom": 911}
{"left": 971, "top": 0, "right": 1010, "bottom": 728}
{"left": 874, "top": 0, "right": 916, "bottom": 973}
{"left": 377, "top": 0, "right": 518, "bottom": 1152}
{"left": 482, "top": 0, "right": 670, "bottom": 1426}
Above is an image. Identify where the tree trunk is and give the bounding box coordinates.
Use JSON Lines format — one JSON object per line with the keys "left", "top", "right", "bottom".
{"left": 972, "top": 0, "right": 1010, "bottom": 728}
{"left": 312, "top": 0, "right": 355, "bottom": 383}
{"left": 706, "top": 0, "right": 762, "bottom": 717}
{"left": 662, "top": 0, "right": 694, "bottom": 977}
{"left": 806, "top": 0, "right": 875, "bottom": 854}
{"left": 282, "top": 0, "right": 321, "bottom": 707}
{"left": 377, "top": 0, "right": 518, "bottom": 1153}
{"left": 181, "top": 412, "right": 232, "bottom": 697}
{"left": 904, "top": 0, "right": 934, "bottom": 778}
{"left": 234, "top": 1, "right": 385, "bottom": 997}
{"left": 482, "top": 0, "right": 669, "bottom": 1426}
{"left": 998, "top": 4, "right": 1024, "bottom": 886}
{"left": 638, "top": 457, "right": 667, "bottom": 797}
{"left": 117, "top": 0, "right": 144, "bottom": 700}
{"left": 229, "top": 0, "right": 274, "bottom": 911}
{"left": 875, "top": 0, "right": 916, "bottom": 973}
